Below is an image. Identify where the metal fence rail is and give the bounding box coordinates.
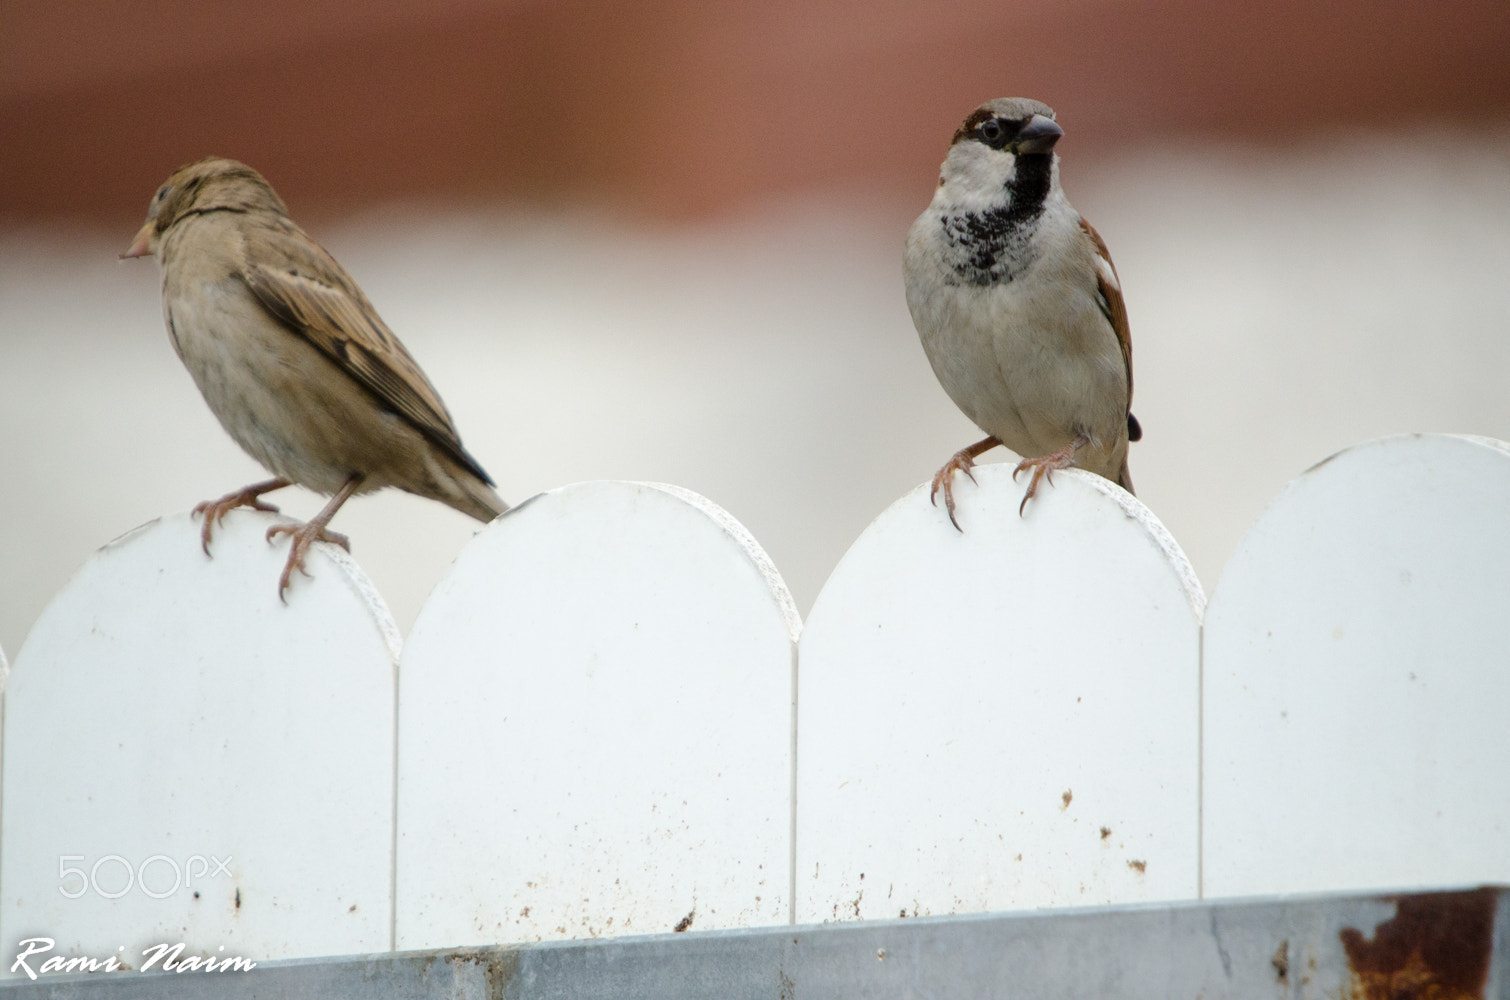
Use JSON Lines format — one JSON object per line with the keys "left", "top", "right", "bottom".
{"left": 3, "top": 887, "right": 1505, "bottom": 999}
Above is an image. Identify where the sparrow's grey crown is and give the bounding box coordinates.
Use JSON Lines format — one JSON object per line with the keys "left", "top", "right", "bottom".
{"left": 950, "top": 97, "right": 1057, "bottom": 147}
{"left": 152, "top": 157, "right": 289, "bottom": 235}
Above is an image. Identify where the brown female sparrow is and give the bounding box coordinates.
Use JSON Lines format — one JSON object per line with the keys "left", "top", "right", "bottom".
{"left": 904, "top": 98, "right": 1140, "bottom": 528}
{"left": 123, "top": 157, "right": 508, "bottom": 599}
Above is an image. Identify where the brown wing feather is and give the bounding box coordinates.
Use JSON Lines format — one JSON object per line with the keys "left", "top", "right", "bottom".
{"left": 240, "top": 227, "right": 495, "bottom": 485}
{"left": 1079, "top": 217, "right": 1140, "bottom": 442}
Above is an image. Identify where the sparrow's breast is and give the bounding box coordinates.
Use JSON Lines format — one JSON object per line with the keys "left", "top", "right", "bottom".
{"left": 905, "top": 206, "right": 1129, "bottom": 468}
{"left": 159, "top": 219, "right": 403, "bottom": 494}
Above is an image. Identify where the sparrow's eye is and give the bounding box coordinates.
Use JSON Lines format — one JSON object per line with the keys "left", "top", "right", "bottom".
{"left": 977, "top": 118, "right": 1013, "bottom": 149}
{"left": 148, "top": 184, "right": 171, "bottom": 217}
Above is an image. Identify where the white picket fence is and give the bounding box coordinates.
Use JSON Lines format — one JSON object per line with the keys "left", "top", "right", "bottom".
{"left": 1, "top": 432, "right": 1506, "bottom": 969}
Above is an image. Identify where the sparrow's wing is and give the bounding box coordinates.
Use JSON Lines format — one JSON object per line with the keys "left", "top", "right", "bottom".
{"left": 1080, "top": 218, "right": 1140, "bottom": 441}
{"left": 241, "top": 226, "right": 495, "bottom": 485}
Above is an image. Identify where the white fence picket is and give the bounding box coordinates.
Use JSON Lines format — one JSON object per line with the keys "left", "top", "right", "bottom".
{"left": 1202, "top": 433, "right": 1510, "bottom": 897}
{"left": 395, "top": 482, "right": 799, "bottom": 949}
{"left": 3, "top": 430, "right": 1504, "bottom": 960}
{"left": 0, "top": 511, "right": 399, "bottom": 971}
{"left": 795, "top": 466, "right": 1204, "bottom": 922}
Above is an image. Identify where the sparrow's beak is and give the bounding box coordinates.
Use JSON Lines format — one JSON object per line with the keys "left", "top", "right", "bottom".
{"left": 1011, "top": 115, "right": 1063, "bottom": 155}
{"left": 120, "top": 221, "right": 156, "bottom": 259}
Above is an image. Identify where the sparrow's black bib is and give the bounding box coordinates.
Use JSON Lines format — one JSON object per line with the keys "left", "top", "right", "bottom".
{"left": 938, "top": 153, "right": 1053, "bottom": 287}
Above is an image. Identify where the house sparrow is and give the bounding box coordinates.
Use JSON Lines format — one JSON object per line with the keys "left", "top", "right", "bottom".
{"left": 123, "top": 157, "right": 508, "bottom": 599}
{"left": 904, "top": 98, "right": 1140, "bottom": 528}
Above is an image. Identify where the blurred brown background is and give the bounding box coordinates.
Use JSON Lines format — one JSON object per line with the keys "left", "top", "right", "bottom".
{"left": 3, "top": 2, "right": 1510, "bottom": 657}
{"left": 6, "top": 0, "right": 1509, "bottom": 226}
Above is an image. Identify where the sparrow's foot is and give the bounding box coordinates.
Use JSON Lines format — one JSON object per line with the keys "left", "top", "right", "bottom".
{"left": 1011, "top": 434, "right": 1089, "bottom": 515}
{"left": 930, "top": 436, "right": 1001, "bottom": 532}
{"left": 266, "top": 521, "right": 351, "bottom": 601}
{"left": 930, "top": 454, "right": 977, "bottom": 532}
{"left": 263, "top": 472, "right": 365, "bottom": 603}
{"left": 191, "top": 477, "right": 292, "bottom": 555}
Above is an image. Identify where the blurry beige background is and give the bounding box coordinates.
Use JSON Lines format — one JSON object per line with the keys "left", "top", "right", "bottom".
{"left": 3, "top": 1, "right": 1509, "bottom": 655}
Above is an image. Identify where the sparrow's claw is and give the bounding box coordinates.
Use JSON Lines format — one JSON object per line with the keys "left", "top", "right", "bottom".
{"left": 265, "top": 522, "right": 350, "bottom": 602}
{"left": 929, "top": 437, "right": 1001, "bottom": 532}
{"left": 930, "top": 454, "right": 976, "bottom": 532}
{"left": 267, "top": 522, "right": 350, "bottom": 550}
{"left": 261, "top": 473, "right": 364, "bottom": 602}
{"left": 191, "top": 478, "right": 291, "bottom": 555}
{"left": 1016, "top": 463, "right": 1056, "bottom": 515}
{"left": 929, "top": 465, "right": 958, "bottom": 516}
{"left": 268, "top": 524, "right": 316, "bottom": 602}
{"left": 1011, "top": 434, "right": 1087, "bottom": 516}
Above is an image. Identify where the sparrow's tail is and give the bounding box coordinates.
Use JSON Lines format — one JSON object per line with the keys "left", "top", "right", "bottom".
{"left": 429, "top": 456, "right": 510, "bottom": 523}
{"left": 452, "top": 479, "right": 510, "bottom": 523}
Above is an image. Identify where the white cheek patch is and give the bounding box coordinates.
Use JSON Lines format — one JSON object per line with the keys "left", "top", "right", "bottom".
{"left": 939, "top": 144, "right": 1018, "bottom": 209}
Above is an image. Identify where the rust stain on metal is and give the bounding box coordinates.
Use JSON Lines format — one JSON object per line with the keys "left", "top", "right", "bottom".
{"left": 1339, "top": 887, "right": 1497, "bottom": 1000}
{"left": 435, "top": 948, "right": 521, "bottom": 1000}
{"left": 674, "top": 907, "right": 695, "bottom": 932}
{"left": 479, "top": 950, "right": 522, "bottom": 1000}
{"left": 1272, "top": 939, "right": 1289, "bottom": 984}
{"left": 1061, "top": 789, "right": 1073, "bottom": 810}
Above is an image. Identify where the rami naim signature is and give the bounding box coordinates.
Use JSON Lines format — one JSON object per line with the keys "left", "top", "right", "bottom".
{"left": 10, "top": 938, "right": 256, "bottom": 979}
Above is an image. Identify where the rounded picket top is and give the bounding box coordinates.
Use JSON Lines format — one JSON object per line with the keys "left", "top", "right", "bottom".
{"left": 396, "top": 481, "right": 800, "bottom": 949}
{"left": 1, "top": 510, "right": 399, "bottom": 971}
{"left": 796, "top": 465, "right": 1204, "bottom": 923}
{"left": 1203, "top": 433, "right": 1510, "bottom": 897}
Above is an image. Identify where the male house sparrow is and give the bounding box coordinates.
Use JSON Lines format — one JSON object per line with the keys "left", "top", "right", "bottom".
{"left": 124, "top": 157, "right": 508, "bottom": 598}
{"left": 904, "top": 98, "right": 1140, "bottom": 527}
